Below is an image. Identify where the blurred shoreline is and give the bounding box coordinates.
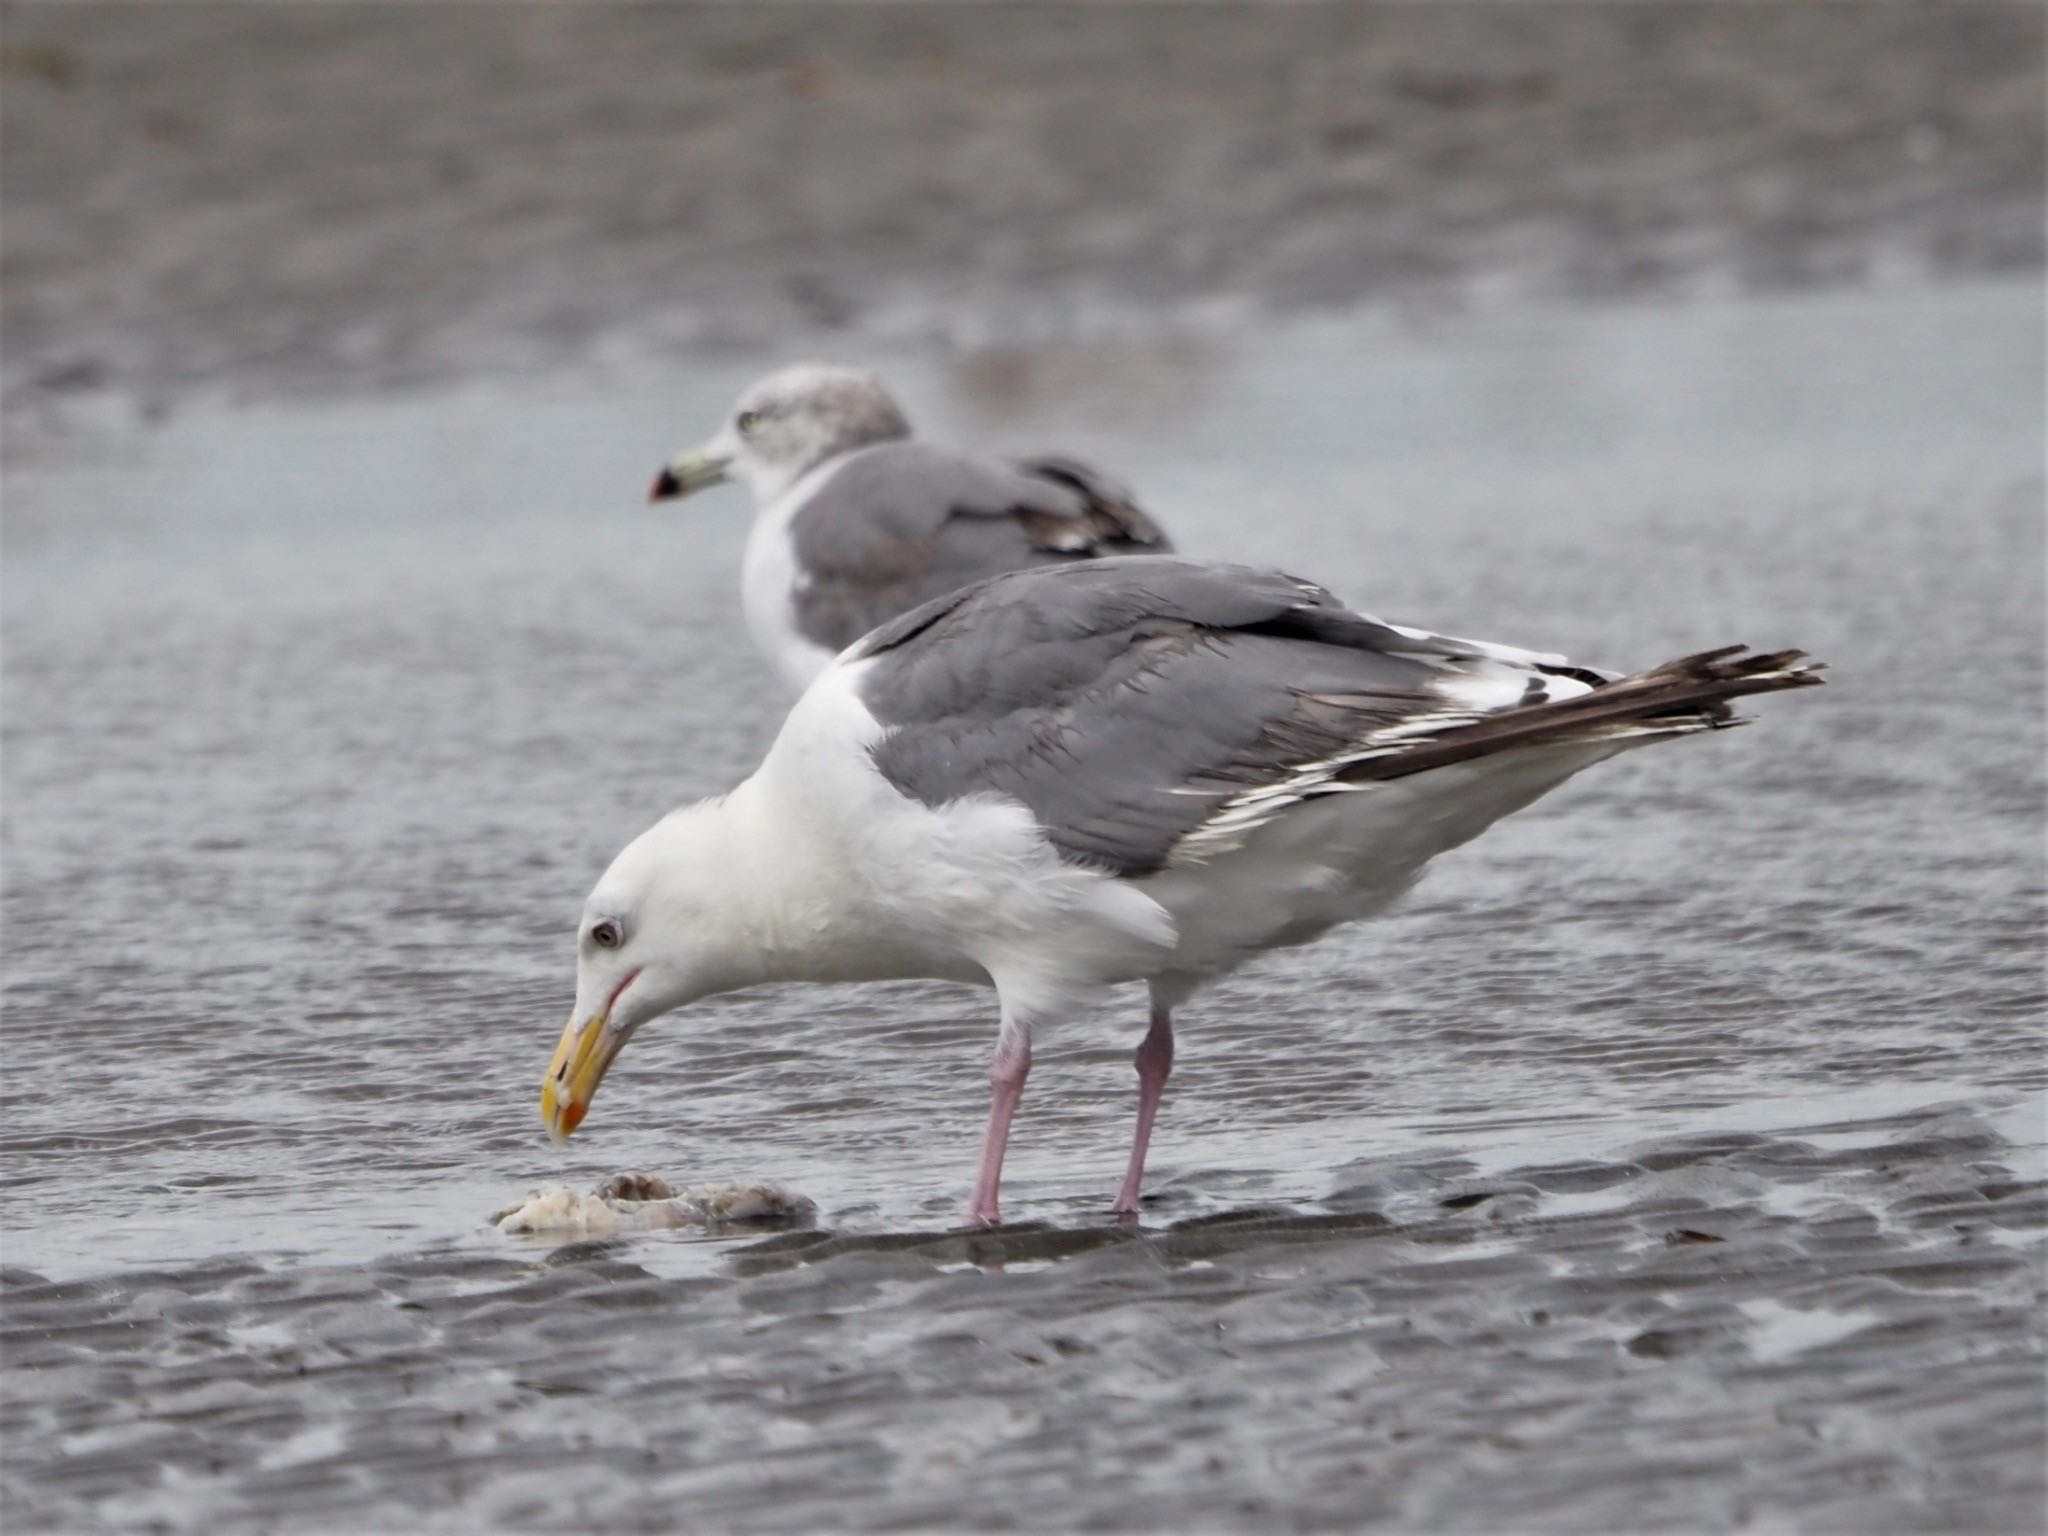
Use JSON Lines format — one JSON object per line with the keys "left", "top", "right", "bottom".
{"left": 2, "top": 2, "right": 2041, "bottom": 440}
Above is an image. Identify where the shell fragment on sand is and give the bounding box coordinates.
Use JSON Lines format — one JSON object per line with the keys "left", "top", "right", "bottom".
{"left": 491, "top": 1174, "right": 816, "bottom": 1237}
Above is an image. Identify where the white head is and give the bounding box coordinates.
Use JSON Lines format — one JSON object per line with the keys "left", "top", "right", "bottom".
{"left": 539, "top": 800, "right": 767, "bottom": 1143}
{"left": 649, "top": 363, "right": 913, "bottom": 508}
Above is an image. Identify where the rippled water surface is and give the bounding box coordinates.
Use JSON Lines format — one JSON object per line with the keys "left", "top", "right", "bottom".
{"left": 4, "top": 284, "right": 2043, "bottom": 1532}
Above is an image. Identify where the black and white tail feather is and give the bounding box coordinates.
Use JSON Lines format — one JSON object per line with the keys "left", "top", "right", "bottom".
{"left": 1344, "top": 642, "right": 1820, "bottom": 777}
{"left": 1174, "top": 642, "right": 1824, "bottom": 865}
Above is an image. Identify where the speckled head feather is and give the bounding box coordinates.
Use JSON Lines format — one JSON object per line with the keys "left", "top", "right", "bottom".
{"left": 725, "top": 363, "right": 913, "bottom": 496}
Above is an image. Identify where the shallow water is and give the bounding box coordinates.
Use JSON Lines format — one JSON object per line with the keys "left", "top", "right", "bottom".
{"left": 4, "top": 282, "right": 2044, "bottom": 1531}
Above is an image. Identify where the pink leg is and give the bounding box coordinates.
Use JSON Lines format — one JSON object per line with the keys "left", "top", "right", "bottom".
{"left": 1111, "top": 1004, "right": 1174, "bottom": 1214}
{"left": 965, "top": 1024, "right": 1032, "bottom": 1226}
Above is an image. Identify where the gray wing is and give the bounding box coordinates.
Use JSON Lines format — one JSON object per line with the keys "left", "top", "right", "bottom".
{"left": 853, "top": 558, "right": 1537, "bottom": 876}
{"left": 785, "top": 441, "right": 1172, "bottom": 653}
{"left": 856, "top": 557, "right": 1816, "bottom": 877}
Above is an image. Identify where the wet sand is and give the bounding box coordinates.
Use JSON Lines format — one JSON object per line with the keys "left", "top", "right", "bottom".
{"left": 4, "top": 1096, "right": 2044, "bottom": 1533}
{"left": 4, "top": 281, "right": 2043, "bottom": 1530}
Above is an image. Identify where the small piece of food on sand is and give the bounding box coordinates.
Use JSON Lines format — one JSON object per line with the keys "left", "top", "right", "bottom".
{"left": 491, "top": 1188, "right": 631, "bottom": 1237}
{"left": 593, "top": 1171, "right": 678, "bottom": 1202}
{"left": 491, "top": 1176, "right": 815, "bottom": 1237}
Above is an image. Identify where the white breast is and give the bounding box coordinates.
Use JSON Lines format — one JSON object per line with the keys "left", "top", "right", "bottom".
{"left": 741, "top": 460, "right": 846, "bottom": 694}
{"left": 751, "top": 661, "right": 1178, "bottom": 1015}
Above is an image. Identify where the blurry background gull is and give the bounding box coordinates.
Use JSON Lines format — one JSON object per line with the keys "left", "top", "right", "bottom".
{"left": 649, "top": 363, "right": 1173, "bottom": 690}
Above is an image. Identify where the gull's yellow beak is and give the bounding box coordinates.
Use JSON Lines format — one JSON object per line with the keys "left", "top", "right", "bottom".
{"left": 540, "top": 1007, "right": 627, "bottom": 1144}
{"left": 649, "top": 446, "right": 730, "bottom": 503}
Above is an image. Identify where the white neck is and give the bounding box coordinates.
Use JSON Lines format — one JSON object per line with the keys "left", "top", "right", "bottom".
{"left": 665, "top": 775, "right": 917, "bottom": 989}
{"left": 739, "top": 457, "right": 849, "bottom": 693}
{"left": 734, "top": 451, "right": 830, "bottom": 511}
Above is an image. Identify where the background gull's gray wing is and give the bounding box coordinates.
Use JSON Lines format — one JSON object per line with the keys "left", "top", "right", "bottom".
{"left": 786, "top": 441, "right": 1172, "bottom": 653}
{"left": 1006, "top": 453, "right": 1169, "bottom": 551}
{"left": 853, "top": 557, "right": 1819, "bottom": 877}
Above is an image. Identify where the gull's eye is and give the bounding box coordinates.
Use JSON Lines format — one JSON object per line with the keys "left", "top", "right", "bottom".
{"left": 735, "top": 409, "right": 762, "bottom": 435}
{"left": 590, "top": 919, "right": 623, "bottom": 950}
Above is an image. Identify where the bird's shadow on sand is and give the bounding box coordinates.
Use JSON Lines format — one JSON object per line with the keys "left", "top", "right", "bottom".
{"left": 515, "top": 1199, "right": 1417, "bottom": 1276}
{"left": 719, "top": 1203, "right": 1410, "bottom": 1277}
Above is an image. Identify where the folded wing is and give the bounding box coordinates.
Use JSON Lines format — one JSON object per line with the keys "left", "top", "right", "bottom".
{"left": 786, "top": 443, "right": 1171, "bottom": 654}
{"left": 853, "top": 557, "right": 1820, "bottom": 877}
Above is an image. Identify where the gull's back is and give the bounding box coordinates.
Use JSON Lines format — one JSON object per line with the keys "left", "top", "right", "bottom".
{"left": 779, "top": 440, "right": 1170, "bottom": 661}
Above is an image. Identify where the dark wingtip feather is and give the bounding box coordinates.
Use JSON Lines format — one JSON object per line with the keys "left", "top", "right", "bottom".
{"left": 1335, "top": 641, "right": 1825, "bottom": 786}
{"left": 1639, "top": 645, "right": 1827, "bottom": 698}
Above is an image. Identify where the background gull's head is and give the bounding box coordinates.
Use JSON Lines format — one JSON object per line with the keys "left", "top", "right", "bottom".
{"left": 652, "top": 363, "right": 914, "bottom": 507}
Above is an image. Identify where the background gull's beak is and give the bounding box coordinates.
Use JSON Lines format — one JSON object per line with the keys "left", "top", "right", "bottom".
{"left": 649, "top": 446, "right": 731, "bottom": 503}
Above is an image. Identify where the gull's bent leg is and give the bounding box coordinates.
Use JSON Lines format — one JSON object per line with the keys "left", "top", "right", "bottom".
{"left": 965, "top": 1018, "right": 1033, "bottom": 1226}
{"left": 1112, "top": 1000, "right": 1175, "bottom": 1215}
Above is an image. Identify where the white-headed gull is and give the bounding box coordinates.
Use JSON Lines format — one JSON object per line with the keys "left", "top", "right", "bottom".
{"left": 540, "top": 557, "right": 1822, "bottom": 1224}
{"left": 648, "top": 363, "right": 1172, "bottom": 691}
